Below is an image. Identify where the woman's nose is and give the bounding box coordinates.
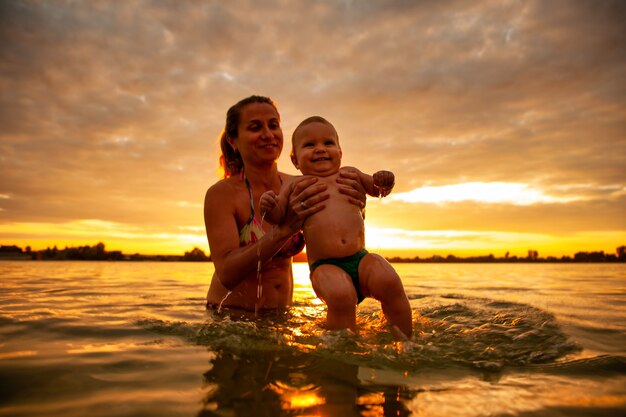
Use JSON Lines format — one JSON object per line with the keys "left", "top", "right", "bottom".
{"left": 259, "top": 125, "right": 273, "bottom": 138}
{"left": 260, "top": 129, "right": 270, "bottom": 138}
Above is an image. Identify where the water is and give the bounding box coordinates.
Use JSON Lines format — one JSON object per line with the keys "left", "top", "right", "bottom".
{"left": 1, "top": 261, "right": 624, "bottom": 416}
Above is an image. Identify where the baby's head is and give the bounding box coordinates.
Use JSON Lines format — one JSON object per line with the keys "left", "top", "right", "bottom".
{"left": 290, "top": 116, "right": 342, "bottom": 176}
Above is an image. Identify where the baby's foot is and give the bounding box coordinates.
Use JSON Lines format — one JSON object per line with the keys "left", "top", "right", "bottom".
{"left": 390, "top": 325, "right": 409, "bottom": 342}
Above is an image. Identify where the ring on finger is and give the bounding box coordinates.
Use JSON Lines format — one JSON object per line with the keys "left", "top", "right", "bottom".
{"left": 300, "top": 201, "right": 307, "bottom": 209}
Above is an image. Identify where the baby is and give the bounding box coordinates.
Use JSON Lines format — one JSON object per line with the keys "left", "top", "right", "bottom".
{"left": 260, "top": 116, "right": 412, "bottom": 338}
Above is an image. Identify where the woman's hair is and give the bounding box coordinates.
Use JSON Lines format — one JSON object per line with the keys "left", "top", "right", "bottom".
{"left": 219, "top": 95, "right": 279, "bottom": 178}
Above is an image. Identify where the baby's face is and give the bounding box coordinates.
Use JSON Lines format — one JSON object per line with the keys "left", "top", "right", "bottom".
{"left": 291, "top": 122, "right": 342, "bottom": 176}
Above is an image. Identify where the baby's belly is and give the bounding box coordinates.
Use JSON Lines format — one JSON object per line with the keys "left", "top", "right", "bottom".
{"left": 304, "top": 213, "right": 365, "bottom": 262}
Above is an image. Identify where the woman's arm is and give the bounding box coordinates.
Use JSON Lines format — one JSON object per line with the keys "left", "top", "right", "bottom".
{"left": 204, "top": 182, "right": 296, "bottom": 291}
{"left": 204, "top": 177, "right": 329, "bottom": 291}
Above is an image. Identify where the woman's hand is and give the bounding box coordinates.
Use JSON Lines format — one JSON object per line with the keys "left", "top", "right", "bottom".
{"left": 337, "top": 169, "right": 367, "bottom": 209}
{"left": 282, "top": 176, "right": 329, "bottom": 232}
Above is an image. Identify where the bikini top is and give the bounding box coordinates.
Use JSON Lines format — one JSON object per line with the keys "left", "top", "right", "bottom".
{"left": 239, "top": 174, "right": 305, "bottom": 258}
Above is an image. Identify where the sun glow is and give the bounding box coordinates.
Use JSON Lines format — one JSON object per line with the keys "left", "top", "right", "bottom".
{"left": 387, "top": 182, "right": 584, "bottom": 205}
{"left": 364, "top": 227, "right": 551, "bottom": 253}
{"left": 1, "top": 220, "right": 206, "bottom": 255}
{"left": 364, "top": 226, "right": 625, "bottom": 258}
{"left": 269, "top": 381, "right": 325, "bottom": 411}
{"left": 2, "top": 218, "right": 622, "bottom": 258}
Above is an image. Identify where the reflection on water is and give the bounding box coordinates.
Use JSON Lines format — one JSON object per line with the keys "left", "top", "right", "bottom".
{"left": 198, "top": 348, "right": 413, "bottom": 417}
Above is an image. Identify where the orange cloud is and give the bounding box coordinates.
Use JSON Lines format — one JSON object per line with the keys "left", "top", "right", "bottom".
{"left": 0, "top": 1, "right": 624, "bottom": 256}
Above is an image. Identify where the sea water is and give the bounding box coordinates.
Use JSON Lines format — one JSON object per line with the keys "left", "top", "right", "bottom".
{"left": 0, "top": 261, "right": 624, "bottom": 417}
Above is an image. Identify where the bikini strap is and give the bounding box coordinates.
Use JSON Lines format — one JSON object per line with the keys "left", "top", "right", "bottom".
{"left": 243, "top": 172, "right": 284, "bottom": 224}
{"left": 243, "top": 174, "right": 255, "bottom": 225}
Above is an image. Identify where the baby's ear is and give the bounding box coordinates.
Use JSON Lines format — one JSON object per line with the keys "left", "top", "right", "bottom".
{"left": 291, "top": 153, "right": 299, "bottom": 168}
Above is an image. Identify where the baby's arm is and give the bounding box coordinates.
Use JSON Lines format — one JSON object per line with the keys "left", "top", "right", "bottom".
{"left": 259, "top": 191, "right": 283, "bottom": 224}
{"left": 340, "top": 167, "right": 395, "bottom": 197}
{"left": 259, "top": 182, "right": 293, "bottom": 224}
{"left": 372, "top": 170, "right": 395, "bottom": 197}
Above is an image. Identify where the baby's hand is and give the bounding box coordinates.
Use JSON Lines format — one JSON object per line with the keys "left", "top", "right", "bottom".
{"left": 373, "top": 170, "right": 395, "bottom": 197}
{"left": 259, "top": 190, "right": 278, "bottom": 215}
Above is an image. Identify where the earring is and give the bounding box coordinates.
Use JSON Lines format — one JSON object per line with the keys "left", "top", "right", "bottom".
{"left": 227, "top": 139, "right": 238, "bottom": 154}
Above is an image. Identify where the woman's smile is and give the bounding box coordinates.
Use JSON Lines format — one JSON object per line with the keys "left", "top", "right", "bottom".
{"left": 259, "top": 142, "right": 279, "bottom": 149}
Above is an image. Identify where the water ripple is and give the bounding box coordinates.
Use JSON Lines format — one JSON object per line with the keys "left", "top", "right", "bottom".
{"left": 137, "top": 293, "right": 582, "bottom": 373}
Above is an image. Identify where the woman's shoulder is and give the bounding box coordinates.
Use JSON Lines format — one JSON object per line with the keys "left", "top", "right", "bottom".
{"left": 205, "top": 176, "right": 244, "bottom": 204}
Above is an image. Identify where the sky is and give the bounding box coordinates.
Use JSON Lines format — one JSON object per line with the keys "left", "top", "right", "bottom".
{"left": 0, "top": 0, "right": 624, "bottom": 258}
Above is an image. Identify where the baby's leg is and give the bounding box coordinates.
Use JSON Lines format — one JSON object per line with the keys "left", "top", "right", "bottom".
{"left": 359, "top": 254, "right": 412, "bottom": 338}
{"left": 310, "top": 264, "right": 358, "bottom": 332}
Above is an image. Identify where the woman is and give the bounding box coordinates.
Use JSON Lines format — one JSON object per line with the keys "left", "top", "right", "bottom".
{"left": 204, "top": 95, "right": 366, "bottom": 312}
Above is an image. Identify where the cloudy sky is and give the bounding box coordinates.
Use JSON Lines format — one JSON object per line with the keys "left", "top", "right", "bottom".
{"left": 1, "top": 0, "right": 624, "bottom": 257}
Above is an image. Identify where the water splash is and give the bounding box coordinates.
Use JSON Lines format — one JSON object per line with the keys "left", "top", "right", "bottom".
{"left": 254, "top": 213, "right": 266, "bottom": 316}
{"left": 216, "top": 290, "right": 232, "bottom": 314}
{"left": 404, "top": 296, "right": 582, "bottom": 370}
{"left": 139, "top": 294, "right": 583, "bottom": 373}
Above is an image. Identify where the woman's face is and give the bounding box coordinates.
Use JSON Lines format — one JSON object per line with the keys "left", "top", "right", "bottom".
{"left": 233, "top": 102, "right": 283, "bottom": 166}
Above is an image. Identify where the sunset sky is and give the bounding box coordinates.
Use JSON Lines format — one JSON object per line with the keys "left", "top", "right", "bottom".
{"left": 1, "top": 0, "right": 624, "bottom": 258}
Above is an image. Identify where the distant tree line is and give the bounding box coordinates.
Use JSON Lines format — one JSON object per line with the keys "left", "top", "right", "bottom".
{"left": 1, "top": 243, "right": 624, "bottom": 263}
{"left": 0, "top": 243, "right": 211, "bottom": 262}
{"left": 386, "top": 246, "right": 626, "bottom": 263}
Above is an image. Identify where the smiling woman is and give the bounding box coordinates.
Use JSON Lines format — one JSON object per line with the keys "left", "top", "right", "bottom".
{"left": 203, "top": 96, "right": 367, "bottom": 313}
